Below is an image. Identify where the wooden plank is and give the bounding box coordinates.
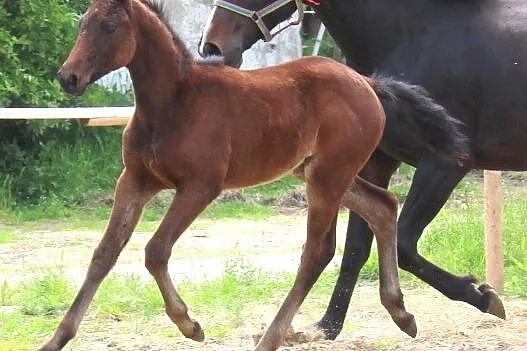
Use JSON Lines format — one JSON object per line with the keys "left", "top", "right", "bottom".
{"left": 80, "top": 117, "right": 130, "bottom": 127}
{"left": 0, "top": 107, "right": 133, "bottom": 121}
{"left": 484, "top": 170, "right": 504, "bottom": 293}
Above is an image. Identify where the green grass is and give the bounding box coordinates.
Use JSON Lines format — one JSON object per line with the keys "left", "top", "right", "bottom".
{"left": 0, "top": 272, "right": 74, "bottom": 350}
{"left": 0, "top": 312, "right": 60, "bottom": 351}
{"left": 94, "top": 274, "right": 164, "bottom": 317}
{"left": 202, "top": 201, "right": 275, "bottom": 220}
{"left": 0, "top": 227, "right": 20, "bottom": 244}
{"left": 244, "top": 177, "right": 303, "bottom": 198}
{"left": 0, "top": 260, "right": 344, "bottom": 348}
{"left": 0, "top": 263, "right": 290, "bottom": 348}
{"left": 6, "top": 272, "right": 74, "bottom": 316}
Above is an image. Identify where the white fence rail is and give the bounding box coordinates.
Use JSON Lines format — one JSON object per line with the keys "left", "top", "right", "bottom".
{"left": 0, "top": 107, "right": 132, "bottom": 126}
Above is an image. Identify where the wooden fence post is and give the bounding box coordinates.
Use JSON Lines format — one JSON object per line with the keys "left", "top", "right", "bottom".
{"left": 483, "top": 170, "right": 504, "bottom": 292}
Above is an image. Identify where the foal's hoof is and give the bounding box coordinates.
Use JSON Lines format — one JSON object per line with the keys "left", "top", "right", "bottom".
{"left": 479, "top": 284, "right": 506, "bottom": 320}
{"left": 188, "top": 320, "right": 205, "bottom": 342}
{"left": 38, "top": 346, "right": 59, "bottom": 351}
{"left": 395, "top": 312, "right": 417, "bottom": 338}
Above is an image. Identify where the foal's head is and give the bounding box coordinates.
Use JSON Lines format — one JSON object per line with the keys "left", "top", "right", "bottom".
{"left": 57, "top": 0, "right": 137, "bottom": 95}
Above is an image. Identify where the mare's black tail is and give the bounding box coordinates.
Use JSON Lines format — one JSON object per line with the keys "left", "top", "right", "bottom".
{"left": 368, "top": 74, "right": 470, "bottom": 166}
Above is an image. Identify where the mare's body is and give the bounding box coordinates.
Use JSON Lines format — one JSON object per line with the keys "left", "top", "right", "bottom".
{"left": 199, "top": 0, "right": 523, "bottom": 339}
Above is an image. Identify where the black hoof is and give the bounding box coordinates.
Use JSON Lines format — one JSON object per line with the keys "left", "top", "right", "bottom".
{"left": 479, "top": 284, "right": 506, "bottom": 319}
{"left": 312, "top": 319, "right": 343, "bottom": 340}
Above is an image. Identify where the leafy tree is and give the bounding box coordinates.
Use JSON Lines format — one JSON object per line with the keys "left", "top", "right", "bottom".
{"left": 65, "top": 0, "right": 92, "bottom": 14}
{"left": 1, "top": 0, "right": 77, "bottom": 108}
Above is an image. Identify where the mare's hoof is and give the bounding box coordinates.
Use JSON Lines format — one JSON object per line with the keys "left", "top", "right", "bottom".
{"left": 285, "top": 326, "right": 326, "bottom": 345}
{"left": 189, "top": 320, "right": 205, "bottom": 342}
{"left": 395, "top": 312, "right": 417, "bottom": 338}
{"left": 311, "top": 320, "right": 341, "bottom": 340}
{"left": 252, "top": 324, "right": 325, "bottom": 347}
{"left": 479, "top": 284, "right": 506, "bottom": 319}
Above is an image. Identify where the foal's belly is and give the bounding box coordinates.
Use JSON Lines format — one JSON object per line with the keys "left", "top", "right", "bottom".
{"left": 222, "top": 136, "right": 313, "bottom": 189}
{"left": 223, "top": 152, "right": 308, "bottom": 189}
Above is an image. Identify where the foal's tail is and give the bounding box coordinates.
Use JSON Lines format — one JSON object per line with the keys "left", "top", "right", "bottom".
{"left": 367, "top": 74, "right": 470, "bottom": 166}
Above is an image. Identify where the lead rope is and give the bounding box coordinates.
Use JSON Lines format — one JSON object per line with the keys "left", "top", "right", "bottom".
{"left": 303, "top": 0, "right": 321, "bottom": 6}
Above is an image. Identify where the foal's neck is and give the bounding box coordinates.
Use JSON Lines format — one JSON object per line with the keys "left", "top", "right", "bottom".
{"left": 127, "top": 0, "right": 194, "bottom": 110}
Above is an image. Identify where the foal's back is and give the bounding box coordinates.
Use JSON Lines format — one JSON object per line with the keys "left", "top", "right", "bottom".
{"left": 188, "top": 56, "right": 385, "bottom": 188}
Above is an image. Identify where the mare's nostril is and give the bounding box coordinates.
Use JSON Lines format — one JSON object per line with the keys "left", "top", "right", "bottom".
{"left": 201, "top": 42, "right": 223, "bottom": 57}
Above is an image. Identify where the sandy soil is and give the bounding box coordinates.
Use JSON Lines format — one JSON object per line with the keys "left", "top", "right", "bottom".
{"left": 1, "top": 214, "right": 526, "bottom": 351}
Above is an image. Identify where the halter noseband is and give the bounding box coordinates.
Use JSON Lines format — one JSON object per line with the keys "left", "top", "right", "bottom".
{"left": 212, "top": 0, "right": 305, "bottom": 42}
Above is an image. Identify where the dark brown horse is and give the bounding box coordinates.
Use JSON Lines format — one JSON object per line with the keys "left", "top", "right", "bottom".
{"left": 42, "top": 0, "right": 423, "bottom": 349}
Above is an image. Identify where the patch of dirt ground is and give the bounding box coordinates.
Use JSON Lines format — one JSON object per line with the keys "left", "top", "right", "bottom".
{"left": 1, "top": 214, "right": 526, "bottom": 351}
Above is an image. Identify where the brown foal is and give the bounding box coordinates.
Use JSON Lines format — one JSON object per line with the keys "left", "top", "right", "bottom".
{"left": 47, "top": 0, "right": 415, "bottom": 350}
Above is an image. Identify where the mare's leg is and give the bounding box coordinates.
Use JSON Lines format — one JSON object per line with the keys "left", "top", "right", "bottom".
{"left": 255, "top": 161, "right": 345, "bottom": 351}
{"left": 315, "top": 151, "right": 400, "bottom": 339}
{"left": 144, "top": 183, "right": 221, "bottom": 341}
{"left": 341, "top": 177, "right": 416, "bottom": 337}
{"left": 39, "top": 170, "right": 161, "bottom": 351}
{"left": 397, "top": 159, "right": 505, "bottom": 318}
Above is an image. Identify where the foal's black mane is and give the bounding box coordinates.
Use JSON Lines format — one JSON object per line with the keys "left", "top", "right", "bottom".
{"left": 140, "top": 0, "right": 224, "bottom": 67}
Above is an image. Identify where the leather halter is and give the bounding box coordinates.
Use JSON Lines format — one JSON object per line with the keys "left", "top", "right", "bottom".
{"left": 212, "top": 0, "right": 305, "bottom": 42}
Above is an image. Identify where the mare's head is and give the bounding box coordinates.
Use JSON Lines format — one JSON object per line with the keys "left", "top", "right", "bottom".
{"left": 199, "top": 0, "right": 302, "bottom": 67}
{"left": 57, "top": 0, "right": 137, "bottom": 95}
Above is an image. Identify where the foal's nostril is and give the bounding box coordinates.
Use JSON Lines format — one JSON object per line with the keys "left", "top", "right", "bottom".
{"left": 66, "top": 73, "right": 78, "bottom": 88}
{"left": 57, "top": 70, "right": 81, "bottom": 94}
{"left": 200, "top": 42, "right": 223, "bottom": 57}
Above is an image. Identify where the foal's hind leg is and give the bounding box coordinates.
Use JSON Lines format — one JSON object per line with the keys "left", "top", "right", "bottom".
{"left": 144, "top": 183, "right": 221, "bottom": 342}
{"left": 39, "top": 170, "right": 161, "bottom": 351}
{"left": 342, "top": 176, "right": 417, "bottom": 337}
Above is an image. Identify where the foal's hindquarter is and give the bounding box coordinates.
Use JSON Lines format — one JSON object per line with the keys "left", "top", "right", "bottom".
{"left": 42, "top": 1, "right": 413, "bottom": 350}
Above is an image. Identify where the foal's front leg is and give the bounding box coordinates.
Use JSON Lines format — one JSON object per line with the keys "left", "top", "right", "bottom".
{"left": 144, "top": 183, "right": 221, "bottom": 341}
{"left": 39, "top": 170, "right": 161, "bottom": 351}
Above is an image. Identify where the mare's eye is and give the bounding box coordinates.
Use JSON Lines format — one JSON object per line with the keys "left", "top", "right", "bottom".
{"left": 101, "top": 21, "right": 117, "bottom": 34}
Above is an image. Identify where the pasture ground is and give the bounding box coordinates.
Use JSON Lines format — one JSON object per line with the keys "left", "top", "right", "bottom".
{"left": 1, "top": 213, "right": 526, "bottom": 351}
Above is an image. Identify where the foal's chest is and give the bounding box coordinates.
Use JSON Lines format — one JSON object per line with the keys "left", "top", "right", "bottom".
{"left": 126, "top": 122, "right": 188, "bottom": 188}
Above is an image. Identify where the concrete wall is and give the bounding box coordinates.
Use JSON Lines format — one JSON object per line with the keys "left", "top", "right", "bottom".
{"left": 99, "top": 0, "right": 302, "bottom": 92}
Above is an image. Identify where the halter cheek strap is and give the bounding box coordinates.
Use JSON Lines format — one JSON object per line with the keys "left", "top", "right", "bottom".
{"left": 213, "top": 0, "right": 305, "bottom": 42}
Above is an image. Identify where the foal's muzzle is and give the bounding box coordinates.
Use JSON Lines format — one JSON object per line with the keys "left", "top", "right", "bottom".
{"left": 57, "top": 68, "right": 87, "bottom": 96}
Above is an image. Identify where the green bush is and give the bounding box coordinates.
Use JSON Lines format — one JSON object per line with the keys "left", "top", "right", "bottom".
{"left": 0, "top": 0, "right": 133, "bottom": 207}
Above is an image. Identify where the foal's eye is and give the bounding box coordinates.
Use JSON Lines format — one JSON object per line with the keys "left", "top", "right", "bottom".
{"left": 101, "top": 21, "right": 117, "bottom": 34}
